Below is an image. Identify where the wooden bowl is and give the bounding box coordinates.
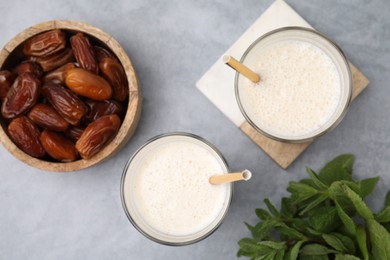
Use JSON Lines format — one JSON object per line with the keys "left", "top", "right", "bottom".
{"left": 0, "top": 20, "right": 142, "bottom": 172}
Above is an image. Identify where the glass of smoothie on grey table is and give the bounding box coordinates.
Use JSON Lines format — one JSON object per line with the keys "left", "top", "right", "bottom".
{"left": 121, "top": 133, "right": 245, "bottom": 245}
{"left": 230, "top": 27, "right": 352, "bottom": 143}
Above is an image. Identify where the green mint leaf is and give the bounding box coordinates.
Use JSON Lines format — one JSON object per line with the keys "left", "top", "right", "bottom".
{"left": 339, "top": 180, "right": 362, "bottom": 197}
{"left": 334, "top": 254, "right": 360, "bottom": 260}
{"left": 237, "top": 237, "right": 261, "bottom": 253}
{"left": 237, "top": 248, "right": 253, "bottom": 258}
{"left": 245, "top": 222, "right": 254, "bottom": 230}
{"left": 291, "top": 219, "right": 308, "bottom": 233}
{"left": 288, "top": 182, "right": 319, "bottom": 194}
{"left": 288, "top": 182, "right": 319, "bottom": 205}
{"left": 264, "top": 198, "right": 280, "bottom": 217}
{"left": 299, "top": 256, "right": 329, "bottom": 260}
{"left": 335, "top": 201, "right": 356, "bottom": 235}
{"left": 356, "top": 226, "right": 368, "bottom": 260}
{"left": 319, "top": 154, "right": 354, "bottom": 185}
{"left": 237, "top": 239, "right": 283, "bottom": 259}
{"left": 320, "top": 154, "right": 354, "bottom": 174}
{"left": 306, "top": 167, "right": 328, "bottom": 189}
{"left": 383, "top": 222, "right": 390, "bottom": 233}
{"left": 274, "top": 222, "right": 306, "bottom": 240}
{"left": 260, "top": 241, "right": 286, "bottom": 250}
{"left": 299, "top": 178, "right": 317, "bottom": 188}
{"left": 308, "top": 206, "right": 341, "bottom": 233}
{"left": 386, "top": 190, "right": 390, "bottom": 207}
{"left": 322, "top": 233, "right": 348, "bottom": 253}
{"left": 367, "top": 219, "right": 390, "bottom": 260}
{"left": 238, "top": 154, "right": 388, "bottom": 260}
{"left": 289, "top": 240, "right": 304, "bottom": 260}
{"left": 245, "top": 222, "right": 275, "bottom": 242}
{"left": 332, "top": 233, "right": 355, "bottom": 254}
{"left": 284, "top": 248, "right": 292, "bottom": 260}
{"left": 329, "top": 182, "right": 356, "bottom": 214}
{"left": 376, "top": 206, "right": 390, "bottom": 223}
{"left": 274, "top": 248, "right": 285, "bottom": 260}
{"left": 328, "top": 181, "right": 344, "bottom": 197}
{"left": 342, "top": 185, "right": 374, "bottom": 220}
{"left": 256, "top": 208, "right": 272, "bottom": 221}
{"left": 236, "top": 248, "right": 244, "bottom": 257}
{"left": 331, "top": 225, "right": 351, "bottom": 237}
{"left": 299, "top": 194, "right": 328, "bottom": 216}
{"left": 306, "top": 227, "right": 322, "bottom": 236}
{"left": 281, "top": 197, "right": 296, "bottom": 218}
{"left": 261, "top": 252, "right": 277, "bottom": 260}
{"left": 359, "top": 177, "right": 379, "bottom": 198}
{"left": 300, "top": 244, "right": 337, "bottom": 255}
{"left": 248, "top": 221, "right": 275, "bottom": 241}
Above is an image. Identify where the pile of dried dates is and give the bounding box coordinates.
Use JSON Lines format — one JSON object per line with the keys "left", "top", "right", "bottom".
{"left": 0, "top": 29, "right": 129, "bottom": 162}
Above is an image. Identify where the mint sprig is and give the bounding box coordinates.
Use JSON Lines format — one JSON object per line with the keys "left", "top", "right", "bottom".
{"left": 237, "top": 154, "right": 390, "bottom": 259}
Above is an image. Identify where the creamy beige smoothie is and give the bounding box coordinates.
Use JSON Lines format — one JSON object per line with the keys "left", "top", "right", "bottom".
{"left": 121, "top": 134, "right": 232, "bottom": 245}
{"left": 236, "top": 28, "right": 351, "bottom": 141}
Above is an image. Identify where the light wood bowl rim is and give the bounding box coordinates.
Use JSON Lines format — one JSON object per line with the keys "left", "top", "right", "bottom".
{"left": 0, "top": 20, "right": 142, "bottom": 172}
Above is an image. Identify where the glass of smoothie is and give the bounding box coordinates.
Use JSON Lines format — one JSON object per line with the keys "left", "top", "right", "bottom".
{"left": 235, "top": 27, "right": 352, "bottom": 143}
{"left": 120, "top": 133, "right": 233, "bottom": 245}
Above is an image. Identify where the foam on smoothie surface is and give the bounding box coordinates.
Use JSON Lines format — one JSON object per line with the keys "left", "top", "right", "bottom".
{"left": 240, "top": 40, "right": 341, "bottom": 138}
{"left": 132, "top": 141, "right": 227, "bottom": 236}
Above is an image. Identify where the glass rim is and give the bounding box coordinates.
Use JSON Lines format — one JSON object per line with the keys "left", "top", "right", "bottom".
{"left": 120, "top": 132, "right": 233, "bottom": 246}
{"left": 234, "top": 26, "right": 353, "bottom": 143}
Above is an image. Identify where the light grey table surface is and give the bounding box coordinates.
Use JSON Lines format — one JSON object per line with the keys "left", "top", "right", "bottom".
{"left": 0, "top": 0, "right": 389, "bottom": 259}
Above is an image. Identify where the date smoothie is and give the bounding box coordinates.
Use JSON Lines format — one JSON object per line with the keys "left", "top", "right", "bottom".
{"left": 236, "top": 28, "right": 351, "bottom": 141}
{"left": 121, "top": 134, "right": 232, "bottom": 245}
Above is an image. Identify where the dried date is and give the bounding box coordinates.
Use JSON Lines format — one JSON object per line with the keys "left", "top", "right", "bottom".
{"left": 94, "top": 45, "right": 118, "bottom": 62}
{"left": 23, "top": 29, "right": 66, "bottom": 57}
{"left": 3, "top": 30, "right": 131, "bottom": 163}
{"left": 70, "top": 33, "right": 98, "bottom": 74}
{"left": 13, "top": 61, "right": 43, "bottom": 77}
{"left": 65, "top": 126, "right": 85, "bottom": 142}
{"left": 75, "top": 114, "right": 121, "bottom": 159}
{"left": 42, "top": 82, "right": 87, "bottom": 125}
{"left": 40, "top": 130, "right": 78, "bottom": 162}
{"left": 8, "top": 116, "right": 45, "bottom": 158}
{"left": 0, "top": 70, "right": 16, "bottom": 99}
{"left": 85, "top": 99, "right": 123, "bottom": 121}
{"left": 43, "top": 63, "right": 76, "bottom": 84}
{"left": 30, "top": 47, "right": 74, "bottom": 72}
{"left": 1, "top": 72, "right": 41, "bottom": 119}
{"left": 65, "top": 68, "right": 112, "bottom": 100}
{"left": 99, "top": 57, "right": 128, "bottom": 101}
{"left": 28, "top": 103, "right": 69, "bottom": 131}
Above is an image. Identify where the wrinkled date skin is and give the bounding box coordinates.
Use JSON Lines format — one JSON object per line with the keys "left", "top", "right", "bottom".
{"left": 70, "top": 33, "right": 98, "bottom": 74}
{"left": 42, "top": 82, "right": 87, "bottom": 125}
{"left": 99, "top": 57, "right": 128, "bottom": 101}
{"left": 28, "top": 103, "right": 69, "bottom": 131}
{"left": 1, "top": 72, "right": 41, "bottom": 119}
{"left": 30, "top": 48, "right": 74, "bottom": 72}
{"left": 40, "top": 130, "right": 78, "bottom": 162}
{"left": 85, "top": 99, "right": 123, "bottom": 122}
{"left": 43, "top": 63, "right": 76, "bottom": 84}
{"left": 23, "top": 29, "right": 66, "bottom": 57}
{"left": 13, "top": 61, "right": 43, "bottom": 77}
{"left": 0, "top": 70, "right": 16, "bottom": 99}
{"left": 94, "top": 46, "right": 118, "bottom": 62}
{"left": 76, "top": 114, "right": 121, "bottom": 159}
{"left": 65, "top": 68, "right": 112, "bottom": 100}
{"left": 8, "top": 116, "right": 45, "bottom": 158}
{"left": 65, "top": 126, "right": 85, "bottom": 142}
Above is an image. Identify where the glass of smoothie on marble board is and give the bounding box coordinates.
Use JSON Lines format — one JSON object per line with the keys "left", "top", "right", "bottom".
{"left": 235, "top": 27, "right": 352, "bottom": 143}
{"left": 121, "top": 133, "right": 232, "bottom": 245}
